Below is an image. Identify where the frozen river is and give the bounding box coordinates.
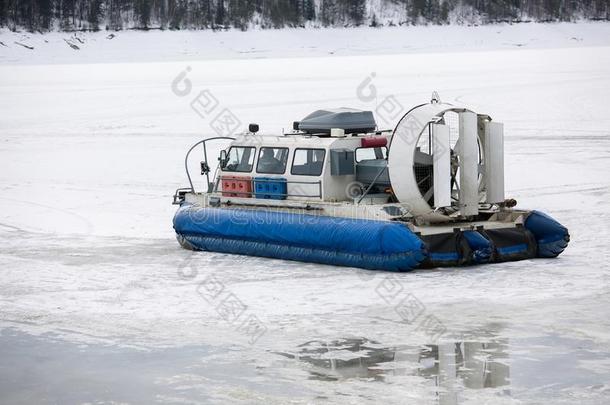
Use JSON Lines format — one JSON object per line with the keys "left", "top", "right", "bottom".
{"left": 1, "top": 24, "right": 610, "bottom": 404}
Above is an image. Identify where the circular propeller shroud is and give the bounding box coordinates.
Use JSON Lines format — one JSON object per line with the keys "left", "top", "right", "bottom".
{"left": 387, "top": 102, "right": 491, "bottom": 219}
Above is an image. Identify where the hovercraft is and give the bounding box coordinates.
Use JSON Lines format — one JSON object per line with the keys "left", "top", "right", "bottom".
{"left": 172, "top": 95, "right": 569, "bottom": 271}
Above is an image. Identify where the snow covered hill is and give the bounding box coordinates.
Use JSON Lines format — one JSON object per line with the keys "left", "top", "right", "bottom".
{"left": 2, "top": 22, "right": 610, "bottom": 65}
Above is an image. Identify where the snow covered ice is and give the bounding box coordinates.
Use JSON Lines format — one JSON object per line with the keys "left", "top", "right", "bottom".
{"left": 1, "top": 23, "right": 610, "bottom": 404}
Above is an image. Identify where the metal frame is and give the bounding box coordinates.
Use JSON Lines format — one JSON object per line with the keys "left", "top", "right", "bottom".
{"left": 184, "top": 136, "right": 236, "bottom": 193}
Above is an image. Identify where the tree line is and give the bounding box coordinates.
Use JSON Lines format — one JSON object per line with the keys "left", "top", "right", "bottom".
{"left": 0, "top": 0, "right": 608, "bottom": 32}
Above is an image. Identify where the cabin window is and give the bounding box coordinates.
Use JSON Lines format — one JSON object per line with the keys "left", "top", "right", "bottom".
{"left": 291, "top": 148, "right": 326, "bottom": 176}
{"left": 223, "top": 146, "right": 256, "bottom": 172}
{"left": 355, "top": 147, "right": 387, "bottom": 162}
{"left": 256, "top": 147, "right": 289, "bottom": 174}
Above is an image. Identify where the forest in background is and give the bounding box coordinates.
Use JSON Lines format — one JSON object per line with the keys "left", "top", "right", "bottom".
{"left": 1, "top": 0, "right": 608, "bottom": 32}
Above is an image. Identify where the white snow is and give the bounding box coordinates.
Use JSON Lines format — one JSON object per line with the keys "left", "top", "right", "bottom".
{"left": 1, "top": 22, "right": 610, "bottom": 65}
{"left": 1, "top": 23, "right": 610, "bottom": 404}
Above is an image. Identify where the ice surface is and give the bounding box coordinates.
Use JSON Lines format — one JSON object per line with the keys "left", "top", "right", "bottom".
{"left": 1, "top": 24, "right": 610, "bottom": 404}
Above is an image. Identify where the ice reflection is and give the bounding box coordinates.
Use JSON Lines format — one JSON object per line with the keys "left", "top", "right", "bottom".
{"left": 279, "top": 337, "right": 510, "bottom": 403}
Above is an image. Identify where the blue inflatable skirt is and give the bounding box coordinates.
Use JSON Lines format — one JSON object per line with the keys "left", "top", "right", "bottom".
{"left": 173, "top": 205, "right": 569, "bottom": 271}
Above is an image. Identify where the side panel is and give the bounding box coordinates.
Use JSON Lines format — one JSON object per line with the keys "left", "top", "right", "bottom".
{"left": 458, "top": 112, "right": 479, "bottom": 216}
{"left": 432, "top": 123, "right": 451, "bottom": 207}
{"left": 484, "top": 121, "right": 505, "bottom": 203}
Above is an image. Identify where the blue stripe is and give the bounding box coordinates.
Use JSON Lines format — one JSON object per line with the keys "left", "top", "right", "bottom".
{"left": 430, "top": 252, "right": 460, "bottom": 261}
{"left": 497, "top": 243, "right": 528, "bottom": 255}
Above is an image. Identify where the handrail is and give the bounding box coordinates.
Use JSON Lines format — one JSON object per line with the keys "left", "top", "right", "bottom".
{"left": 184, "top": 136, "right": 236, "bottom": 192}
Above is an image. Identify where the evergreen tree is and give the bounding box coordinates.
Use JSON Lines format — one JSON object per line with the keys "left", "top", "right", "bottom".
{"left": 36, "top": 0, "right": 52, "bottom": 28}
{"left": 304, "top": 0, "right": 314, "bottom": 20}
{"left": 440, "top": 0, "right": 449, "bottom": 22}
{"left": 135, "top": 0, "right": 151, "bottom": 27}
{"left": 348, "top": 0, "right": 365, "bottom": 24}
{"left": 214, "top": 0, "right": 225, "bottom": 25}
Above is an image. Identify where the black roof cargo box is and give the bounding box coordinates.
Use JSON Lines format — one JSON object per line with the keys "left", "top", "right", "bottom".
{"left": 297, "top": 108, "right": 376, "bottom": 134}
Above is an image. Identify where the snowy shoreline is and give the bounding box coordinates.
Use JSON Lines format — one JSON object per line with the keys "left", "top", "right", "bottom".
{"left": 2, "top": 21, "right": 610, "bottom": 65}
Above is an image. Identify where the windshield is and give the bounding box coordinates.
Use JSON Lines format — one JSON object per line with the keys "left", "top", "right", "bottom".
{"left": 223, "top": 146, "right": 255, "bottom": 172}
